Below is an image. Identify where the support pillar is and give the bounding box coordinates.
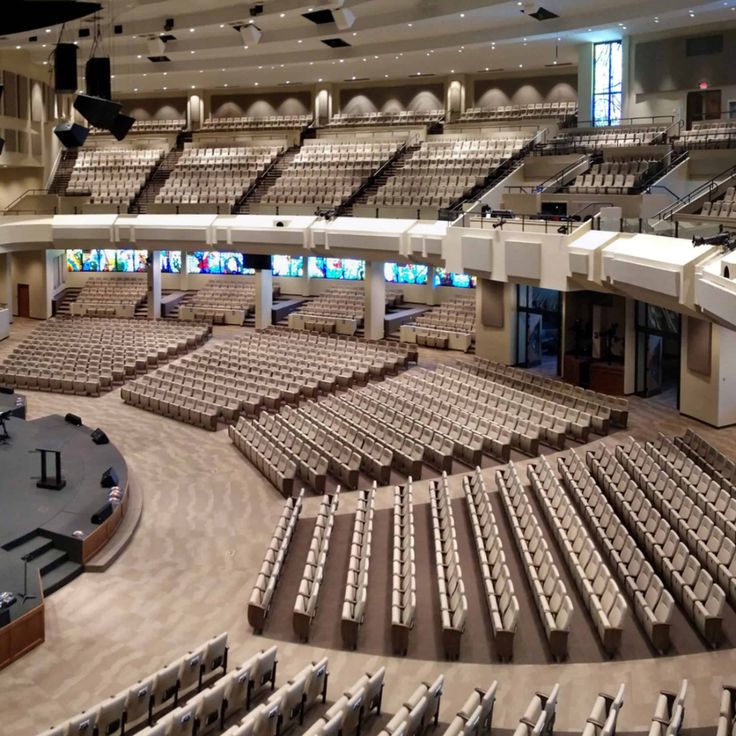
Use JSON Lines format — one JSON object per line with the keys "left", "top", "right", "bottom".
{"left": 425, "top": 266, "right": 437, "bottom": 306}
{"left": 623, "top": 297, "right": 636, "bottom": 395}
{"left": 147, "top": 250, "right": 161, "bottom": 319}
{"left": 254, "top": 268, "right": 273, "bottom": 329}
{"left": 474, "top": 279, "right": 516, "bottom": 364}
{"left": 364, "top": 260, "right": 386, "bottom": 340}
{"left": 0, "top": 253, "right": 12, "bottom": 316}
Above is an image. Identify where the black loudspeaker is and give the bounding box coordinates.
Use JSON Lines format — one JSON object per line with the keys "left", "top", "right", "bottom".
{"left": 54, "top": 43, "right": 78, "bottom": 93}
{"left": 73, "top": 94, "right": 122, "bottom": 129}
{"left": 91, "top": 502, "right": 113, "bottom": 525}
{"left": 0, "top": 137, "right": 5, "bottom": 156}
{"left": 91, "top": 428, "right": 109, "bottom": 445}
{"left": 0, "top": 386, "right": 13, "bottom": 395}
{"left": 54, "top": 122, "right": 89, "bottom": 148}
{"left": 100, "top": 467, "right": 119, "bottom": 488}
{"left": 85, "top": 57, "right": 111, "bottom": 100}
{"left": 109, "top": 113, "right": 135, "bottom": 141}
{"left": 65, "top": 412, "right": 82, "bottom": 426}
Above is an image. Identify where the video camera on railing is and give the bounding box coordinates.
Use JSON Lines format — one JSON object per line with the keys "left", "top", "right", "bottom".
{"left": 692, "top": 226, "right": 736, "bottom": 252}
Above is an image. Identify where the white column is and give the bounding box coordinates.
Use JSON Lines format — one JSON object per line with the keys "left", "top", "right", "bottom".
{"left": 179, "top": 249, "right": 190, "bottom": 291}
{"left": 254, "top": 268, "right": 273, "bottom": 329}
{"left": 425, "top": 266, "right": 437, "bottom": 306}
{"left": 364, "top": 260, "right": 386, "bottom": 341}
{"left": 474, "top": 280, "right": 516, "bottom": 364}
{"left": 0, "top": 253, "right": 12, "bottom": 312}
{"left": 147, "top": 250, "right": 162, "bottom": 319}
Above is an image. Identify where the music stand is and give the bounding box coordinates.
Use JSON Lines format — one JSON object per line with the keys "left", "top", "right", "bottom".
{"left": 33, "top": 447, "right": 66, "bottom": 490}
{"left": 15, "top": 555, "right": 37, "bottom": 605}
{"left": 0, "top": 410, "right": 10, "bottom": 444}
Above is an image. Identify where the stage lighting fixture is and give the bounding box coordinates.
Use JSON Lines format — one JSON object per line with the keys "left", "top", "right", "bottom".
{"left": 164, "top": 17, "right": 175, "bottom": 31}
{"left": 109, "top": 113, "right": 135, "bottom": 141}
{"left": 73, "top": 94, "right": 122, "bottom": 129}
{"left": 147, "top": 37, "right": 167, "bottom": 56}
{"left": 333, "top": 8, "right": 355, "bottom": 30}
{"left": 54, "top": 121, "right": 89, "bottom": 148}
{"left": 240, "top": 24, "right": 262, "bottom": 45}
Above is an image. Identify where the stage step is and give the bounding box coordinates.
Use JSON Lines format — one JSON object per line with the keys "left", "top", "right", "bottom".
{"left": 3, "top": 534, "right": 54, "bottom": 561}
{"left": 32, "top": 547, "right": 70, "bottom": 576}
{"left": 41, "top": 559, "right": 83, "bottom": 596}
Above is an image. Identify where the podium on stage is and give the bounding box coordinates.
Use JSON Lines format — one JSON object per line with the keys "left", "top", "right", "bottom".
{"left": 34, "top": 447, "right": 66, "bottom": 491}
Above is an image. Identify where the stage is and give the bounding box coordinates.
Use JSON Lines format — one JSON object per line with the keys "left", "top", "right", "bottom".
{"left": 0, "top": 413, "right": 129, "bottom": 670}
{"left": 0, "top": 390, "right": 26, "bottom": 420}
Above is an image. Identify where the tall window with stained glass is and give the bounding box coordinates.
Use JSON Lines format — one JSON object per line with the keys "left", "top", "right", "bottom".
{"left": 592, "top": 41, "right": 623, "bottom": 127}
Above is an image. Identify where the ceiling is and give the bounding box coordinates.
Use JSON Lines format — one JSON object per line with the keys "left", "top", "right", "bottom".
{"left": 1, "top": 0, "right": 733, "bottom": 95}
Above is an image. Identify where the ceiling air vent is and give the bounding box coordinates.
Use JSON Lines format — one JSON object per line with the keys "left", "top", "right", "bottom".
{"left": 530, "top": 7, "right": 559, "bottom": 20}
{"left": 303, "top": 9, "right": 335, "bottom": 24}
{"left": 148, "top": 55, "right": 171, "bottom": 62}
{"left": 322, "top": 37, "right": 350, "bottom": 48}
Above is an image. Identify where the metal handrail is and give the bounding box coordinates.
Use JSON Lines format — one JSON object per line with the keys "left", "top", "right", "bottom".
{"left": 3, "top": 189, "right": 53, "bottom": 213}
{"left": 572, "top": 115, "right": 676, "bottom": 129}
{"left": 654, "top": 163, "right": 736, "bottom": 220}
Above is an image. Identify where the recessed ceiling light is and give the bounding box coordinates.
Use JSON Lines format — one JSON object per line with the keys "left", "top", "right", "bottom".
{"left": 280, "top": 12, "right": 285, "bottom": 17}
{"left": 111, "top": 74, "right": 115, "bottom": 79}
{"left": 352, "top": 32, "right": 357, "bottom": 36}
{"left": 374, "top": 55, "right": 378, "bottom": 59}
{"left": 298, "top": 39, "right": 302, "bottom": 43}
{"left": 244, "top": 45, "right": 249, "bottom": 48}
{"left": 163, "top": 86, "right": 167, "bottom": 89}
{"left": 191, "top": 84, "right": 195, "bottom": 88}
{"left": 42, "top": 44, "right": 47, "bottom": 48}
{"left": 220, "top": 24, "right": 225, "bottom": 28}
{"left": 460, "top": 12, "right": 465, "bottom": 17}
{"left": 137, "top": 54, "right": 142, "bottom": 58}
{"left": 351, "top": 75, "right": 355, "bottom": 80}
{"left": 189, "top": 28, "right": 195, "bottom": 32}
{"left": 622, "top": 25, "right": 627, "bottom": 29}
{"left": 42, "top": 61, "right": 47, "bottom": 65}
{"left": 384, "top": 74, "right": 388, "bottom": 78}
{"left": 15, "top": 45, "right": 20, "bottom": 49}
{"left": 519, "top": 63, "right": 523, "bottom": 67}
{"left": 285, "top": 80, "right": 290, "bottom": 84}
{"left": 45, "top": 28, "right": 51, "bottom": 33}
{"left": 143, "top": 73, "right": 147, "bottom": 77}
{"left": 255, "top": 82, "right": 259, "bottom": 86}
{"left": 134, "top": 87, "right": 138, "bottom": 91}
{"left": 407, "top": 23, "right": 412, "bottom": 27}
{"left": 318, "top": 78, "right": 323, "bottom": 82}
{"left": 163, "top": 71, "right": 167, "bottom": 75}
{"left": 190, "top": 50, "right": 195, "bottom": 54}
{"left": 224, "top": 83, "right": 228, "bottom": 87}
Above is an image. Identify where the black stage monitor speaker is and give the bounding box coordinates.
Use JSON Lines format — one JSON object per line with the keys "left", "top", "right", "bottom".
{"left": 73, "top": 94, "right": 122, "bottom": 129}
{"left": 109, "top": 113, "right": 135, "bottom": 141}
{"left": 85, "top": 57, "right": 111, "bottom": 100}
{"left": 91, "top": 502, "right": 113, "bottom": 525}
{"left": 91, "top": 428, "right": 109, "bottom": 445}
{"left": 54, "top": 43, "right": 78, "bottom": 93}
{"left": 244, "top": 254, "right": 272, "bottom": 270}
{"left": 0, "top": 386, "right": 12, "bottom": 395}
{"left": 100, "top": 467, "right": 119, "bottom": 488}
{"left": 65, "top": 412, "right": 82, "bottom": 426}
{"left": 54, "top": 122, "right": 89, "bottom": 148}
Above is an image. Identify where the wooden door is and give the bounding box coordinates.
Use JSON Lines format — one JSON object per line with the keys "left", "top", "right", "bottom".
{"left": 17, "top": 284, "right": 30, "bottom": 318}
{"left": 687, "top": 90, "right": 722, "bottom": 128}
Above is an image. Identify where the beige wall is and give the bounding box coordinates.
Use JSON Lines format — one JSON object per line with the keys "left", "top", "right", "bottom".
{"left": 210, "top": 91, "right": 311, "bottom": 118}
{"left": 0, "top": 167, "right": 44, "bottom": 210}
{"left": 11, "top": 250, "right": 50, "bottom": 319}
{"left": 338, "top": 84, "right": 444, "bottom": 114}
{"left": 121, "top": 96, "right": 188, "bottom": 120}
{"left": 473, "top": 73, "right": 577, "bottom": 109}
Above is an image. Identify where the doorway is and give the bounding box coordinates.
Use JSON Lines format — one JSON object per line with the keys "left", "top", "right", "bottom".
{"left": 16, "top": 284, "right": 30, "bottom": 318}
{"left": 516, "top": 286, "right": 562, "bottom": 376}
{"left": 686, "top": 89, "right": 722, "bottom": 128}
{"left": 635, "top": 302, "right": 681, "bottom": 406}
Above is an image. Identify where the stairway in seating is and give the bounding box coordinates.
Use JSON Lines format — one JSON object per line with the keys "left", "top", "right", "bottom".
{"left": 47, "top": 150, "right": 79, "bottom": 195}
{"left": 129, "top": 130, "right": 192, "bottom": 214}
{"left": 135, "top": 296, "right": 148, "bottom": 319}
{"left": 2, "top": 533, "right": 83, "bottom": 597}
{"left": 344, "top": 143, "right": 422, "bottom": 215}
{"left": 233, "top": 144, "right": 301, "bottom": 213}
{"left": 53, "top": 287, "right": 81, "bottom": 317}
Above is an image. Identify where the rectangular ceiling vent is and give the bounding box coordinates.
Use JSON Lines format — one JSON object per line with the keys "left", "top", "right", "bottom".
{"left": 529, "top": 7, "right": 559, "bottom": 20}
{"left": 321, "top": 37, "right": 350, "bottom": 48}
{"left": 147, "top": 55, "right": 171, "bottom": 62}
{"left": 303, "top": 9, "right": 335, "bottom": 24}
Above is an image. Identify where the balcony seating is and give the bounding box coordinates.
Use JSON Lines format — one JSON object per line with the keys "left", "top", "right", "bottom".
{"left": 568, "top": 160, "right": 659, "bottom": 194}
{"left": 392, "top": 481, "right": 416, "bottom": 656}
{"left": 293, "top": 491, "right": 341, "bottom": 641}
{"left": 70, "top": 276, "right": 147, "bottom": 318}
{"left": 527, "top": 457, "right": 629, "bottom": 655}
{"left": 326, "top": 110, "right": 444, "bottom": 128}
{"left": 676, "top": 120, "right": 736, "bottom": 150}
{"left": 89, "top": 119, "right": 185, "bottom": 135}
{"left": 545, "top": 126, "right": 666, "bottom": 153}
{"left": 201, "top": 115, "right": 312, "bottom": 131}
{"left": 179, "top": 281, "right": 280, "bottom": 325}
{"left": 457, "top": 101, "right": 577, "bottom": 123}
{"left": 248, "top": 492, "right": 305, "bottom": 633}
{"left": 400, "top": 298, "right": 475, "bottom": 351}
{"left": 0, "top": 316, "right": 208, "bottom": 396}
{"left": 341, "top": 485, "right": 377, "bottom": 649}
{"left": 497, "top": 465, "right": 573, "bottom": 660}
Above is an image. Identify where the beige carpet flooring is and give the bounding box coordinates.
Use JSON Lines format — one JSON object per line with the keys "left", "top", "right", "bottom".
{"left": 0, "top": 318, "right": 735, "bottom": 735}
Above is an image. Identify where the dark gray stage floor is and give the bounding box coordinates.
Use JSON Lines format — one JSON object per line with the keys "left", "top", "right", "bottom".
{"left": 0, "top": 391, "right": 26, "bottom": 419}
{"left": 0, "top": 414, "right": 128, "bottom": 548}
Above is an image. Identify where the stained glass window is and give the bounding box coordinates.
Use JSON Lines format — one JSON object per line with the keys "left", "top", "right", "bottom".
{"left": 185, "top": 251, "right": 255, "bottom": 275}
{"left": 65, "top": 249, "right": 148, "bottom": 272}
{"left": 592, "top": 41, "right": 623, "bottom": 127}
{"left": 433, "top": 268, "right": 477, "bottom": 288}
{"left": 308, "top": 257, "right": 365, "bottom": 280}
{"left": 272, "top": 255, "right": 304, "bottom": 277}
{"left": 160, "top": 251, "right": 182, "bottom": 273}
{"left": 384, "top": 263, "right": 429, "bottom": 285}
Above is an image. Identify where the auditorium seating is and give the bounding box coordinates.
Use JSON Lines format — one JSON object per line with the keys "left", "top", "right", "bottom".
{"left": 89, "top": 119, "right": 186, "bottom": 135}
{"left": 675, "top": 428, "right": 736, "bottom": 491}
{"left": 497, "top": 465, "right": 573, "bottom": 660}
{"left": 400, "top": 297, "right": 475, "bottom": 351}
{"left": 558, "top": 450, "right": 674, "bottom": 653}
{"left": 568, "top": 159, "right": 659, "bottom": 194}
{"left": 379, "top": 675, "right": 444, "bottom": 736}
{"left": 367, "top": 136, "right": 527, "bottom": 209}
{"left": 545, "top": 125, "right": 666, "bottom": 152}
{"left": 511, "top": 685, "right": 559, "bottom": 736}
{"left": 588, "top": 444, "right": 725, "bottom": 646}
{"left": 466, "top": 356, "right": 628, "bottom": 427}
{"left": 528, "top": 457, "right": 629, "bottom": 655}
{"left": 392, "top": 481, "right": 416, "bottom": 656}
{"left": 262, "top": 141, "right": 398, "bottom": 208}
{"left": 647, "top": 681, "right": 687, "bottom": 736}
{"left": 699, "top": 188, "right": 736, "bottom": 219}
{"left": 676, "top": 120, "right": 736, "bottom": 150}
{"left": 179, "top": 281, "right": 280, "bottom": 325}
{"left": 66, "top": 147, "right": 167, "bottom": 205}
{"left": 463, "top": 469, "right": 518, "bottom": 660}
{"left": 155, "top": 145, "right": 282, "bottom": 207}
{"left": 341, "top": 484, "right": 376, "bottom": 649}
{"left": 308, "top": 668, "right": 384, "bottom": 736}
{"left": 581, "top": 685, "right": 625, "bottom": 736}
{"left": 248, "top": 492, "right": 306, "bottom": 633}
{"left": 325, "top": 110, "right": 444, "bottom": 128}
{"left": 717, "top": 685, "right": 736, "bottom": 736}
{"left": 430, "top": 472, "right": 468, "bottom": 660}
{"left": 70, "top": 276, "right": 147, "bottom": 318}
{"left": 443, "top": 681, "right": 497, "bottom": 736}
{"left": 201, "top": 115, "right": 312, "bottom": 131}
{"left": 38, "top": 633, "right": 229, "bottom": 736}
{"left": 457, "top": 101, "right": 577, "bottom": 123}
{"left": 0, "top": 316, "right": 208, "bottom": 396}
{"left": 293, "top": 491, "right": 340, "bottom": 641}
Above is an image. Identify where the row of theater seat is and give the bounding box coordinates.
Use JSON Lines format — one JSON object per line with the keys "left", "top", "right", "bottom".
{"left": 568, "top": 160, "right": 658, "bottom": 195}
{"left": 0, "top": 317, "right": 209, "bottom": 396}
{"left": 497, "top": 465, "right": 573, "bottom": 660}
{"left": 545, "top": 126, "right": 665, "bottom": 152}
{"left": 588, "top": 444, "right": 725, "bottom": 646}
{"left": 398, "top": 325, "right": 473, "bottom": 352}
{"left": 676, "top": 123, "right": 736, "bottom": 150}
{"left": 462, "top": 469, "right": 518, "bottom": 660}
{"left": 201, "top": 115, "right": 312, "bottom": 131}
{"left": 325, "top": 110, "right": 444, "bottom": 128}
{"left": 528, "top": 457, "right": 629, "bottom": 656}
{"left": 392, "top": 482, "right": 416, "bottom": 655}
{"left": 341, "top": 485, "right": 376, "bottom": 649}
{"left": 71, "top": 276, "right": 148, "bottom": 319}
{"left": 179, "top": 281, "right": 280, "bottom": 325}
{"left": 294, "top": 491, "right": 341, "bottom": 641}
{"left": 430, "top": 473, "right": 468, "bottom": 660}
{"left": 675, "top": 428, "right": 736, "bottom": 491}
{"left": 248, "top": 492, "right": 305, "bottom": 633}
{"left": 558, "top": 450, "right": 675, "bottom": 653}
{"left": 400, "top": 298, "right": 475, "bottom": 351}
{"left": 457, "top": 101, "right": 577, "bottom": 123}
{"left": 89, "top": 119, "right": 185, "bottom": 135}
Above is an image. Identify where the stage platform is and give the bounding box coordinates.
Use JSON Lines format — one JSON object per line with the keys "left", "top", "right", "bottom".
{"left": 0, "top": 390, "right": 26, "bottom": 419}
